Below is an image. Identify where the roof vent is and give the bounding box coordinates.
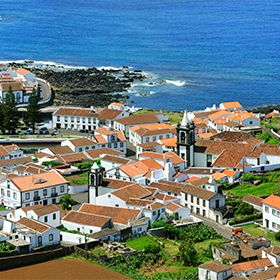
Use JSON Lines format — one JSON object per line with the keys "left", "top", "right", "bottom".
{"left": 34, "top": 178, "right": 47, "bottom": 184}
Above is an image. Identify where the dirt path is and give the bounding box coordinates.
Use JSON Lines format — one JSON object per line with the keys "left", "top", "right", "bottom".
{"left": 0, "top": 258, "right": 129, "bottom": 280}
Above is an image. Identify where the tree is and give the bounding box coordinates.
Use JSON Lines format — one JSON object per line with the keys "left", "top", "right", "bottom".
{"left": 2, "top": 87, "right": 19, "bottom": 134}
{"left": 59, "top": 194, "right": 76, "bottom": 210}
{"left": 235, "top": 202, "right": 254, "bottom": 216}
{"left": 26, "top": 88, "right": 41, "bottom": 133}
{"left": 275, "top": 231, "right": 280, "bottom": 241}
{"left": 0, "top": 102, "right": 4, "bottom": 134}
{"left": 178, "top": 240, "right": 198, "bottom": 266}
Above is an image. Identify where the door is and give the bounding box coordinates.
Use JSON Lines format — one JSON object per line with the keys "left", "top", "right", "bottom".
{"left": 43, "top": 200, "right": 47, "bottom": 206}
{"left": 38, "top": 236, "right": 42, "bottom": 247}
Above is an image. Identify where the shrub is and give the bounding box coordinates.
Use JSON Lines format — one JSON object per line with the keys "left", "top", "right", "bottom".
{"left": 235, "top": 202, "right": 254, "bottom": 216}
{"left": 151, "top": 220, "right": 169, "bottom": 228}
{"left": 178, "top": 240, "right": 198, "bottom": 266}
{"left": 275, "top": 231, "right": 280, "bottom": 241}
{"left": 229, "top": 213, "right": 262, "bottom": 225}
{"left": 42, "top": 160, "right": 62, "bottom": 167}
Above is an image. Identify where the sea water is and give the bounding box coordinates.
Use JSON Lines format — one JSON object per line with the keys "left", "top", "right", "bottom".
{"left": 0, "top": 0, "right": 279, "bottom": 110}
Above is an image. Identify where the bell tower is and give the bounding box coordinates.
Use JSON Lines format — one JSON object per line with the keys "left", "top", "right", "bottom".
{"left": 88, "top": 162, "right": 104, "bottom": 204}
{"left": 176, "top": 111, "right": 195, "bottom": 167}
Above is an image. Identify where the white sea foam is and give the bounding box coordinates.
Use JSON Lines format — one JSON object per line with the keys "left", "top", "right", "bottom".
{"left": 165, "top": 79, "right": 186, "bottom": 86}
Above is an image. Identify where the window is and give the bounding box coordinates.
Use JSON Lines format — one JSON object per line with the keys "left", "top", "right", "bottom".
{"left": 90, "top": 230, "right": 93, "bottom": 234}
{"left": 191, "top": 195, "right": 193, "bottom": 203}
{"left": 203, "top": 200, "right": 206, "bottom": 207}
{"left": 79, "top": 148, "right": 82, "bottom": 152}
{"left": 152, "top": 136, "right": 156, "bottom": 141}
{"left": 60, "top": 185, "right": 65, "bottom": 193}
{"left": 197, "top": 197, "right": 200, "bottom": 204}
{"left": 7, "top": 190, "right": 10, "bottom": 197}
{"left": 43, "top": 189, "right": 47, "bottom": 196}
{"left": 13, "top": 192, "right": 17, "bottom": 200}
{"left": 145, "top": 137, "right": 150, "bottom": 142}
{"left": 0, "top": 188, "right": 4, "bottom": 195}
{"left": 120, "top": 142, "right": 124, "bottom": 147}
{"left": 71, "top": 117, "right": 74, "bottom": 122}
{"left": 44, "top": 216, "right": 48, "bottom": 223}
{"left": 265, "top": 206, "right": 269, "bottom": 213}
{"left": 53, "top": 213, "right": 56, "bottom": 220}
{"left": 57, "top": 116, "right": 60, "bottom": 121}
{"left": 153, "top": 211, "right": 156, "bottom": 216}
{"left": 49, "top": 234, "right": 53, "bottom": 241}
{"left": 114, "top": 142, "right": 117, "bottom": 148}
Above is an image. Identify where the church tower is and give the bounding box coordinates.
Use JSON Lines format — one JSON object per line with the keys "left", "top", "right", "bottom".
{"left": 88, "top": 162, "right": 104, "bottom": 204}
{"left": 176, "top": 111, "right": 195, "bottom": 167}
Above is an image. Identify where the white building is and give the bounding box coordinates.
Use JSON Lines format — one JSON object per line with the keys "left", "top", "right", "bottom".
{"left": 62, "top": 210, "right": 113, "bottom": 234}
{"left": 199, "top": 260, "right": 232, "bottom": 280}
{"left": 0, "top": 170, "right": 69, "bottom": 209}
{"left": 7, "top": 204, "right": 61, "bottom": 228}
{"left": 263, "top": 195, "right": 280, "bottom": 232}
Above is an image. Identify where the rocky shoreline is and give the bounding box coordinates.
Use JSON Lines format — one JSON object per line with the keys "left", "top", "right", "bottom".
{"left": 7, "top": 61, "right": 146, "bottom": 107}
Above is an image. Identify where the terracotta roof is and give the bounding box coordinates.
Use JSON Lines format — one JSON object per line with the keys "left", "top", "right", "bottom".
{"left": 63, "top": 210, "right": 111, "bottom": 228}
{"left": 249, "top": 267, "right": 280, "bottom": 280}
{"left": 104, "top": 179, "right": 134, "bottom": 189}
{"left": 186, "top": 168, "right": 220, "bottom": 175}
{"left": 109, "top": 102, "right": 125, "bottom": 107}
{"left": 222, "top": 170, "right": 238, "bottom": 177}
{"left": 79, "top": 203, "right": 141, "bottom": 225}
{"left": 212, "top": 150, "right": 244, "bottom": 168}
{"left": 17, "top": 217, "right": 50, "bottom": 233}
{"left": 60, "top": 152, "right": 89, "bottom": 164}
{"left": 0, "top": 156, "right": 32, "bottom": 167}
{"left": 167, "top": 202, "right": 184, "bottom": 212}
{"left": 101, "top": 155, "right": 130, "bottom": 164}
{"left": 116, "top": 114, "right": 160, "bottom": 125}
{"left": 150, "top": 181, "right": 184, "bottom": 195}
{"left": 97, "top": 108, "right": 122, "bottom": 120}
{"left": 165, "top": 151, "right": 185, "bottom": 164}
{"left": 220, "top": 101, "right": 243, "bottom": 109}
{"left": 197, "top": 133, "right": 214, "bottom": 139}
{"left": 138, "top": 141, "right": 162, "bottom": 149}
{"left": 119, "top": 158, "right": 163, "bottom": 178}
{"left": 92, "top": 134, "right": 107, "bottom": 144}
{"left": 49, "top": 146, "right": 73, "bottom": 155}
{"left": 112, "top": 184, "right": 151, "bottom": 201}
{"left": 0, "top": 81, "right": 23, "bottom": 91}
{"left": 126, "top": 198, "right": 153, "bottom": 207}
{"left": 264, "top": 110, "right": 280, "bottom": 119}
{"left": 130, "top": 123, "right": 175, "bottom": 137}
{"left": 243, "top": 195, "right": 263, "bottom": 207}
{"left": 210, "top": 131, "right": 262, "bottom": 145}
{"left": 10, "top": 170, "right": 68, "bottom": 191}
{"left": 53, "top": 107, "right": 98, "bottom": 117}
{"left": 158, "top": 137, "right": 177, "bottom": 147}
{"left": 85, "top": 148, "right": 123, "bottom": 159}
{"left": 144, "top": 201, "right": 165, "bottom": 210}
{"left": 182, "top": 184, "right": 217, "bottom": 200}
{"left": 227, "top": 111, "right": 259, "bottom": 122}
{"left": 199, "top": 261, "right": 231, "bottom": 272}
{"left": 232, "top": 258, "right": 273, "bottom": 274}
{"left": 189, "top": 176, "right": 209, "bottom": 187}
{"left": 68, "top": 138, "right": 96, "bottom": 147}
{"left": 16, "top": 68, "right": 31, "bottom": 75}
{"left": 212, "top": 173, "right": 227, "bottom": 181}
{"left": 24, "top": 204, "right": 60, "bottom": 216}
{"left": 262, "top": 195, "right": 280, "bottom": 210}
{"left": 0, "top": 146, "right": 9, "bottom": 157}
{"left": 209, "top": 110, "right": 232, "bottom": 121}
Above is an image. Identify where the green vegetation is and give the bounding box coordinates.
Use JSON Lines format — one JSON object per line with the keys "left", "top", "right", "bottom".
{"left": 74, "top": 160, "right": 99, "bottom": 171}
{"left": 59, "top": 194, "right": 77, "bottom": 210}
{"left": 257, "top": 117, "right": 280, "bottom": 145}
{"left": 0, "top": 242, "right": 16, "bottom": 253}
{"left": 86, "top": 224, "right": 223, "bottom": 279}
{"left": 126, "top": 236, "right": 158, "bottom": 251}
{"left": 275, "top": 231, "right": 280, "bottom": 241}
{"left": 133, "top": 109, "right": 183, "bottom": 125}
{"left": 59, "top": 225, "right": 86, "bottom": 235}
{"left": 67, "top": 172, "right": 89, "bottom": 185}
{"left": 25, "top": 88, "right": 41, "bottom": 133}
{"left": 227, "top": 170, "right": 280, "bottom": 198}
{"left": 0, "top": 205, "right": 6, "bottom": 210}
{"left": 42, "top": 160, "right": 62, "bottom": 167}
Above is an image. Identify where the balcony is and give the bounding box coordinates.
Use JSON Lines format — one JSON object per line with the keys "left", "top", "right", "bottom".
{"left": 51, "top": 192, "right": 58, "bottom": 197}
{"left": 34, "top": 196, "right": 41, "bottom": 201}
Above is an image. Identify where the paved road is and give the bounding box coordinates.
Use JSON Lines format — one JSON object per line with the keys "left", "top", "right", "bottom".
{"left": 37, "top": 78, "right": 52, "bottom": 105}
{"left": 193, "top": 214, "right": 232, "bottom": 239}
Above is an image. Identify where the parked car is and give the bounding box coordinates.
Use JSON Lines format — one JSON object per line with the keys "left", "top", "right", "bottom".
{"left": 24, "top": 128, "right": 33, "bottom": 135}
{"left": 51, "top": 129, "right": 59, "bottom": 136}
{"left": 38, "top": 127, "right": 49, "bottom": 135}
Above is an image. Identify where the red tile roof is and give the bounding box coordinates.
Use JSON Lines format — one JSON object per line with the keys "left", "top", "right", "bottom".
{"left": 262, "top": 195, "right": 280, "bottom": 210}
{"left": 232, "top": 258, "right": 273, "bottom": 274}
{"left": 18, "top": 217, "right": 50, "bottom": 233}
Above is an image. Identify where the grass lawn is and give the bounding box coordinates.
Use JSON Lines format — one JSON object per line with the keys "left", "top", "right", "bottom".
{"left": 133, "top": 109, "right": 183, "bottom": 124}
{"left": 228, "top": 182, "right": 279, "bottom": 198}
{"left": 194, "top": 239, "right": 224, "bottom": 252}
{"left": 0, "top": 205, "right": 6, "bottom": 211}
{"left": 66, "top": 172, "right": 88, "bottom": 185}
{"left": 126, "top": 236, "right": 158, "bottom": 251}
{"left": 242, "top": 223, "right": 280, "bottom": 245}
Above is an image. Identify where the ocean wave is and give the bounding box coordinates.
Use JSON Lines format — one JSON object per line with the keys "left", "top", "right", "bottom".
{"left": 165, "top": 79, "right": 186, "bottom": 86}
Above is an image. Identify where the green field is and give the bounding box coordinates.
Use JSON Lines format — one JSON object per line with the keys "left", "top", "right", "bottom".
{"left": 126, "top": 235, "right": 158, "bottom": 251}
{"left": 228, "top": 182, "right": 279, "bottom": 198}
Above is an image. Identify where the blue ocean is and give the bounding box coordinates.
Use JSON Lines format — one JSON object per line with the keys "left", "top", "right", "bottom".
{"left": 0, "top": 0, "right": 279, "bottom": 110}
